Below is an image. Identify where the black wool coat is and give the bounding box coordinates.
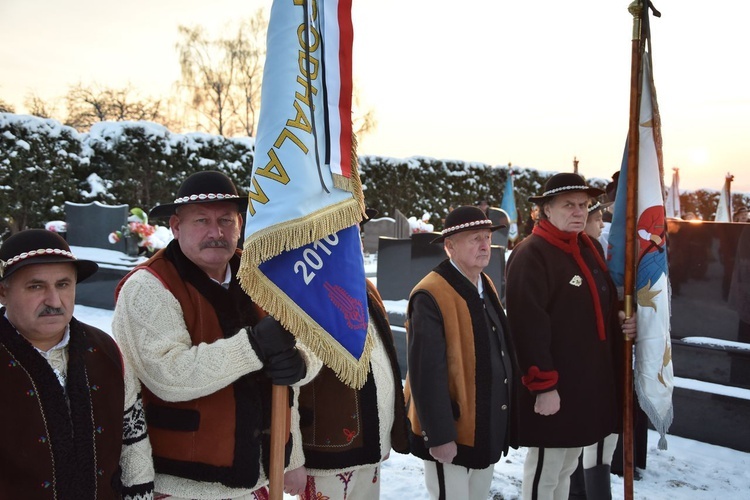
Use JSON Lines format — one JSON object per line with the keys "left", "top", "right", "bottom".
{"left": 505, "top": 229, "right": 623, "bottom": 448}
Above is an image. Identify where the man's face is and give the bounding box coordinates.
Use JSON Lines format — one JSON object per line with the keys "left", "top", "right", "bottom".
{"left": 445, "top": 228, "right": 492, "bottom": 276}
{"left": 585, "top": 210, "right": 605, "bottom": 239}
{"left": 170, "top": 202, "right": 242, "bottom": 280}
{"left": 545, "top": 192, "right": 590, "bottom": 233}
{"left": 0, "top": 263, "right": 76, "bottom": 348}
{"left": 737, "top": 210, "right": 749, "bottom": 223}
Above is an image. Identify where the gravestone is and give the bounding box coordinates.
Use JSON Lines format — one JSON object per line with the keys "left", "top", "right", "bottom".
{"left": 375, "top": 237, "right": 412, "bottom": 301}
{"left": 394, "top": 209, "right": 411, "bottom": 239}
{"left": 376, "top": 234, "right": 507, "bottom": 304}
{"left": 362, "top": 217, "right": 395, "bottom": 254}
{"left": 488, "top": 207, "right": 511, "bottom": 248}
{"left": 65, "top": 201, "right": 129, "bottom": 253}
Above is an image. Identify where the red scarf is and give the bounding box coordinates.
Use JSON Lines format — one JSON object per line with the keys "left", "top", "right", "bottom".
{"left": 532, "top": 219, "right": 609, "bottom": 340}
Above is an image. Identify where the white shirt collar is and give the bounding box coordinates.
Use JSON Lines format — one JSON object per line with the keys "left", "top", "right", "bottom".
{"left": 449, "top": 259, "right": 484, "bottom": 297}
{"left": 210, "top": 265, "right": 232, "bottom": 289}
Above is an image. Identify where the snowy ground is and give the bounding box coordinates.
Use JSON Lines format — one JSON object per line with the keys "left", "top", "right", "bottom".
{"left": 75, "top": 303, "right": 750, "bottom": 500}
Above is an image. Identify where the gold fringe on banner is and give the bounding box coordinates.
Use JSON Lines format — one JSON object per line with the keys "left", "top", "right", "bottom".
{"left": 240, "top": 263, "right": 374, "bottom": 389}
{"left": 237, "top": 197, "right": 372, "bottom": 388}
{"left": 239, "top": 198, "right": 362, "bottom": 269}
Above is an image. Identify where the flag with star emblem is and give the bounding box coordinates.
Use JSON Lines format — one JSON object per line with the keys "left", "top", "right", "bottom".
{"left": 237, "top": 0, "right": 370, "bottom": 389}
{"left": 607, "top": 32, "right": 674, "bottom": 449}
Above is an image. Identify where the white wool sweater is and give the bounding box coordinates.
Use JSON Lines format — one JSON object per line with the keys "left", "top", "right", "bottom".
{"left": 112, "top": 269, "right": 321, "bottom": 499}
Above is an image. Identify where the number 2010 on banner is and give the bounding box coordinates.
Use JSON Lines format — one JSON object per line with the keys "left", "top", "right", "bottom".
{"left": 293, "top": 233, "right": 340, "bottom": 285}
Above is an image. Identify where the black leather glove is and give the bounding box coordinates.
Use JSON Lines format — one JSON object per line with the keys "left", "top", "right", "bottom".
{"left": 266, "top": 348, "right": 306, "bottom": 385}
{"left": 247, "top": 316, "right": 297, "bottom": 362}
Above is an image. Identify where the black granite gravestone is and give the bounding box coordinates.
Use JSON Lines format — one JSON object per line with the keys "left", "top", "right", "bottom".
{"left": 488, "top": 207, "right": 510, "bottom": 248}
{"left": 65, "top": 201, "right": 129, "bottom": 253}
{"left": 362, "top": 217, "right": 395, "bottom": 254}
{"left": 375, "top": 237, "right": 412, "bottom": 301}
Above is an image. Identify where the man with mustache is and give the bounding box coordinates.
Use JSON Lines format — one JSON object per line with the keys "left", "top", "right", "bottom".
{"left": 0, "top": 229, "right": 154, "bottom": 499}
{"left": 113, "top": 171, "right": 320, "bottom": 499}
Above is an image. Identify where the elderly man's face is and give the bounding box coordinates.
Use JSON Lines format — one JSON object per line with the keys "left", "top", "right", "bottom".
{"left": 0, "top": 263, "right": 76, "bottom": 349}
{"left": 545, "top": 192, "right": 590, "bottom": 233}
{"left": 170, "top": 202, "right": 242, "bottom": 281}
{"left": 445, "top": 228, "right": 492, "bottom": 276}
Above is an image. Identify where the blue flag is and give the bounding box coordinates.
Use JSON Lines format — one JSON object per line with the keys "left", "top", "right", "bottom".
{"left": 500, "top": 170, "right": 518, "bottom": 242}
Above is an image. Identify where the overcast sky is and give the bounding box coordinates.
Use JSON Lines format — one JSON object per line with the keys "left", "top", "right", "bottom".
{"left": 2, "top": 0, "right": 749, "bottom": 192}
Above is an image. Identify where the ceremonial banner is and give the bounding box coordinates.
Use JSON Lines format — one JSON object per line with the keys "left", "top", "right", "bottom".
{"left": 500, "top": 170, "right": 519, "bottom": 243}
{"left": 714, "top": 174, "right": 734, "bottom": 222}
{"left": 664, "top": 168, "right": 680, "bottom": 218}
{"left": 239, "top": 0, "right": 370, "bottom": 388}
{"left": 608, "top": 50, "right": 674, "bottom": 450}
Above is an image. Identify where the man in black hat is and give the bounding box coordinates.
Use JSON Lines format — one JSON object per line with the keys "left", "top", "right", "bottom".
{"left": 404, "top": 205, "right": 515, "bottom": 499}
{"left": 112, "top": 170, "right": 320, "bottom": 499}
{"left": 505, "top": 173, "right": 636, "bottom": 500}
{"left": 0, "top": 229, "right": 154, "bottom": 499}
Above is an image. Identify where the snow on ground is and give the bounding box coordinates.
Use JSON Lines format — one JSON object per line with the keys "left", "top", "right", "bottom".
{"left": 76, "top": 304, "right": 750, "bottom": 499}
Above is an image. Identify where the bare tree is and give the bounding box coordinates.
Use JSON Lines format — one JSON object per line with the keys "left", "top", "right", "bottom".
{"left": 64, "top": 83, "right": 163, "bottom": 131}
{"left": 24, "top": 92, "right": 57, "bottom": 118}
{"left": 352, "top": 83, "right": 377, "bottom": 140}
{"left": 0, "top": 98, "right": 15, "bottom": 113}
{"left": 175, "top": 25, "right": 240, "bottom": 136}
{"left": 230, "top": 9, "right": 267, "bottom": 137}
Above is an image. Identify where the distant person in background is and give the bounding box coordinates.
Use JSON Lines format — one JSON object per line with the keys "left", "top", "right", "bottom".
{"left": 735, "top": 206, "right": 749, "bottom": 223}
{"left": 523, "top": 205, "right": 540, "bottom": 239}
{"left": 0, "top": 229, "right": 154, "bottom": 499}
{"left": 405, "top": 206, "right": 515, "bottom": 500}
{"left": 585, "top": 200, "right": 613, "bottom": 258}
{"left": 477, "top": 199, "right": 490, "bottom": 216}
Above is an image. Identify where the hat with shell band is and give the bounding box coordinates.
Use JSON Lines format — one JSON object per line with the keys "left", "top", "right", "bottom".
{"left": 587, "top": 200, "right": 614, "bottom": 214}
{"left": 0, "top": 229, "right": 98, "bottom": 282}
{"left": 149, "top": 170, "right": 248, "bottom": 219}
{"left": 431, "top": 205, "right": 505, "bottom": 244}
{"left": 528, "top": 172, "right": 605, "bottom": 204}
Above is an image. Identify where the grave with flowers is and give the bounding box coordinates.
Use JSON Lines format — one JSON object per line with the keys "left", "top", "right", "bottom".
{"left": 61, "top": 201, "right": 172, "bottom": 309}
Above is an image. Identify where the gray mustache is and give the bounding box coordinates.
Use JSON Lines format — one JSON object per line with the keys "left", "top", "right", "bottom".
{"left": 39, "top": 307, "right": 64, "bottom": 317}
{"left": 201, "top": 240, "right": 230, "bottom": 250}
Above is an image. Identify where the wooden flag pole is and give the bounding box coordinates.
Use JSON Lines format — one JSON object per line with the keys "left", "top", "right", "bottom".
{"left": 269, "top": 385, "right": 288, "bottom": 500}
{"left": 624, "top": 2, "right": 644, "bottom": 499}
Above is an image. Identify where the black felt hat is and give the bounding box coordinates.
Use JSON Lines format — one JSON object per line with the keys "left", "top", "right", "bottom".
{"left": 360, "top": 208, "right": 379, "bottom": 228}
{"left": 149, "top": 171, "right": 248, "bottom": 219}
{"left": 431, "top": 206, "right": 505, "bottom": 244}
{"left": 0, "top": 229, "right": 98, "bottom": 282}
{"left": 528, "top": 173, "right": 605, "bottom": 204}
{"left": 588, "top": 200, "right": 614, "bottom": 214}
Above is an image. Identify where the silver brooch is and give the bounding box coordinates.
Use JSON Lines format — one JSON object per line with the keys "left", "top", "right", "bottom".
{"left": 569, "top": 275, "right": 583, "bottom": 287}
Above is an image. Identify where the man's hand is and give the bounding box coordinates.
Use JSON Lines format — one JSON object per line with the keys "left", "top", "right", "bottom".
{"left": 619, "top": 310, "right": 637, "bottom": 341}
{"left": 429, "top": 441, "right": 457, "bottom": 464}
{"left": 534, "top": 390, "right": 560, "bottom": 416}
{"left": 247, "top": 316, "right": 296, "bottom": 362}
{"left": 266, "top": 348, "right": 306, "bottom": 385}
{"left": 284, "top": 466, "right": 307, "bottom": 496}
